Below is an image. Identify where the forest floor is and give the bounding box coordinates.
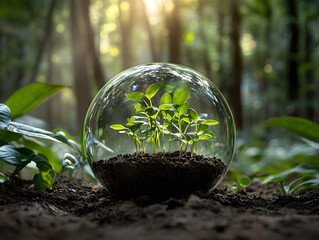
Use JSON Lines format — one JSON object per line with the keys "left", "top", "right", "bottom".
{"left": 1, "top": 176, "right": 319, "bottom": 240}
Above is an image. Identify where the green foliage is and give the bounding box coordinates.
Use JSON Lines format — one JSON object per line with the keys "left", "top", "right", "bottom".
{"left": 261, "top": 163, "right": 319, "bottom": 195}
{"left": 0, "top": 83, "right": 89, "bottom": 191}
{"left": 224, "top": 170, "right": 251, "bottom": 193}
{"left": 264, "top": 117, "right": 319, "bottom": 143}
{"left": 5, "top": 83, "right": 68, "bottom": 120}
{"left": 110, "top": 84, "right": 219, "bottom": 156}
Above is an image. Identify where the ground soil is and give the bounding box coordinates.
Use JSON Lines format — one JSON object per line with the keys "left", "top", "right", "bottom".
{"left": 1, "top": 176, "right": 319, "bottom": 240}
{"left": 92, "top": 151, "right": 226, "bottom": 200}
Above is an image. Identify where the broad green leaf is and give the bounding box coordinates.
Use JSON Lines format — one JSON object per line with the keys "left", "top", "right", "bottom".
{"left": 5, "top": 83, "right": 68, "bottom": 120}
{"left": 110, "top": 124, "right": 127, "bottom": 130}
{"left": 181, "top": 116, "right": 190, "bottom": 123}
{"left": 126, "top": 92, "right": 145, "bottom": 101}
{"left": 240, "top": 176, "right": 251, "bottom": 187}
{"left": 173, "top": 88, "right": 189, "bottom": 105}
{"left": 0, "top": 104, "right": 11, "bottom": 131}
{"left": 134, "top": 103, "right": 142, "bottom": 110}
{"left": 261, "top": 163, "right": 318, "bottom": 186}
{"left": 145, "top": 83, "right": 161, "bottom": 99}
{"left": 160, "top": 93, "right": 172, "bottom": 105}
{"left": 199, "top": 124, "right": 208, "bottom": 132}
{"left": 264, "top": 116, "right": 319, "bottom": 143}
{"left": 145, "top": 107, "right": 158, "bottom": 116}
{"left": 159, "top": 104, "right": 174, "bottom": 110}
{"left": 293, "top": 178, "right": 319, "bottom": 192}
{"left": 32, "top": 154, "right": 54, "bottom": 191}
{"left": 202, "top": 120, "right": 219, "bottom": 125}
{"left": 187, "top": 108, "right": 198, "bottom": 123}
{"left": 0, "top": 145, "right": 29, "bottom": 166}
{"left": 199, "top": 130, "right": 216, "bottom": 140}
{"left": 176, "top": 102, "right": 189, "bottom": 115}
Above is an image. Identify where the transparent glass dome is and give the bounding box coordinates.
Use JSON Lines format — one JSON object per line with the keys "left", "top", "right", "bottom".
{"left": 84, "top": 63, "right": 235, "bottom": 199}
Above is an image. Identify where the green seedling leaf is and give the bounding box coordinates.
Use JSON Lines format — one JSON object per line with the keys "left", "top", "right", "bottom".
{"left": 110, "top": 124, "right": 127, "bottom": 130}
{"left": 145, "top": 83, "right": 161, "bottom": 100}
{"left": 5, "top": 83, "right": 67, "bottom": 120}
{"left": 126, "top": 92, "right": 145, "bottom": 101}
{"left": 199, "top": 124, "right": 208, "bottom": 133}
{"left": 134, "top": 103, "right": 142, "bottom": 110}
{"left": 261, "top": 163, "right": 318, "bottom": 186}
{"left": 187, "top": 108, "right": 198, "bottom": 123}
{"left": 181, "top": 116, "right": 190, "bottom": 123}
{"left": 176, "top": 102, "right": 189, "bottom": 115}
{"left": 173, "top": 88, "right": 189, "bottom": 105}
{"left": 0, "top": 145, "right": 29, "bottom": 166}
{"left": 264, "top": 116, "right": 319, "bottom": 143}
{"left": 160, "top": 93, "right": 172, "bottom": 105}
{"left": 159, "top": 104, "right": 174, "bottom": 110}
{"left": 145, "top": 107, "right": 158, "bottom": 116}
{"left": 32, "top": 154, "right": 54, "bottom": 191}
{"left": 0, "top": 104, "right": 11, "bottom": 131}
{"left": 202, "top": 120, "right": 219, "bottom": 125}
{"left": 293, "top": 178, "right": 319, "bottom": 192}
{"left": 240, "top": 176, "right": 251, "bottom": 187}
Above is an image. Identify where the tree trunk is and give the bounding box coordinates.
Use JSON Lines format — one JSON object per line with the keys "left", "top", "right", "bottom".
{"left": 118, "top": 0, "right": 135, "bottom": 70}
{"left": 70, "top": 0, "right": 92, "bottom": 128}
{"left": 29, "top": 0, "right": 56, "bottom": 84}
{"left": 229, "top": 0, "right": 243, "bottom": 129}
{"left": 140, "top": 0, "right": 160, "bottom": 62}
{"left": 304, "top": 20, "right": 314, "bottom": 120}
{"left": 82, "top": 0, "right": 106, "bottom": 89}
{"left": 286, "top": 0, "right": 299, "bottom": 111}
{"left": 166, "top": 0, "right": 182, "bottom": 63}
{"left": 197, "top": 0, "right": 212, "bottom": 80}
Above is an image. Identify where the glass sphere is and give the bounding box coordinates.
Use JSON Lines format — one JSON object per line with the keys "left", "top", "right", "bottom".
{"left": 84, "top": 63, "right": 235, "bottom": 199}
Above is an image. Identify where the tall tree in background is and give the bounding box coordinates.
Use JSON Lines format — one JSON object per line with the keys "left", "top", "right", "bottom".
{"left": 166, "top": 0, "right": 182, "bottom": 63}
{"left": 82, "top": 0, "right": 106, "bottom": 89}
{"left": 70, "top": 0, "right": 92, "bottom": 127}
{"left": 229, "top": 0, "right": 243, "bottom": 129}
{"left": 197, "top": 0, "right": 212, "bottom": 80}
{"left": 29, "top": 0, "right": 56, "bottom": 84}
{"left": 141, "top": 0, "right": 160, "bottom": 62}
{"left": 286, "top": 0, "right": 299, "bottom": 113}
{"left": 217, "top": 0, "right": 226, "bottom": 93}
{"left": 119, "top": 0, "right": 135, "bottom": 69}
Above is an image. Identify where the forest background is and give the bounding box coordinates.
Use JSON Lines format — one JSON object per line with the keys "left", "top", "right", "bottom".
{"left": 1, "top": 0, "right": 319, "bottom": 176}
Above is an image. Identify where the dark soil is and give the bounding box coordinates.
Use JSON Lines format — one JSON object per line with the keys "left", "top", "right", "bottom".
{"left": 1, "top": 176, "right": 319, "bottom": 240}
{"left": 92, "top": 151, "right": 226, "bottom": 200}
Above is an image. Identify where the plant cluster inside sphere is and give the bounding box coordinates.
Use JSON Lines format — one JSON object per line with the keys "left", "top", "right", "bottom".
{"left": 110, "top": 83, "right": 219, "bottom": 156}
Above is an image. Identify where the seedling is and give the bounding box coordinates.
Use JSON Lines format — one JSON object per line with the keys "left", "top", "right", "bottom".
{"left": 110, "top": 83, "right": 219, "bottom": 156}
{"left": 224, "top": 170, "right": 251, "bottom": 193}
{"left": 261, "top": 163, "right": 319, "bottom": 195}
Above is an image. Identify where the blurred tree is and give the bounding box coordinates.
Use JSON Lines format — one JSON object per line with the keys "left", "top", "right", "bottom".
{"left": 70, "top": 0, "right": 92, "bottom": 127}
{"left": 29, "top": 0, "right": 56, "bottom": 84}
{"left": 119, "top": 0, "right": 135, "bottom": 69}
{"left": 166, "top": 0, "right": 182, "bottom": 63}
{"left": 286, "top": 0, "right": 299, "bottom": 113}
{"left": 229, "top": 0, "right": 243, "bottom": 129}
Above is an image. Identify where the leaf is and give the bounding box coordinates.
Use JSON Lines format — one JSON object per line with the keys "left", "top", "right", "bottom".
{"left": 0, "top": 145, "right": 29, "bottom": 166}
{"left": 0, "top": 104, "right": 11, "bottom": 131}
{"left": 110, "top": 124, "right": 127, "bottom": 130}
{"left": 187, "top": 108, "right": 198, "bottom": 123}
{"left": 202, "top": 120, "right": 219, "bottom": 125}
{"left": 261, "top": 163, "right": 318, "bottom": 186}
{"left": 198, "top": 130, "right": 216, "bottom": 140}
{"left": 126, "top": 92, "right": 145, "bottom": 101}
{"left": 199, "top": 124, "right": 208, "bottom": 133}
{"left": 293, "top": 178, "right": 319, "bottom": 192}
{"left": 240, "top": 176, "right": 251, "bottom": 187}
{"left": 32, "top": 154, "right": 54, "bottom": 191}
{"left": 160, "top": 93, "right": 172, "bottom": 105}
{"left": 264, "top": 116, "right": 319, "bottom": 143}
{"left": 134, "top": 103, "right": 142, "bottom": 110}
{"left": 176, "top": 102, "right": 189, "bottom": 115}
{"left": 145, "top": 83, "right": 161, "bottom": 100}
{"left": 159, "top": 104, "right": 174, "bottom": 110}
{"left": 173, "top": 88, "right": 189, "bottom": 105}
{"left": 5, "top": 83, "right": 68, "bottom": 120}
